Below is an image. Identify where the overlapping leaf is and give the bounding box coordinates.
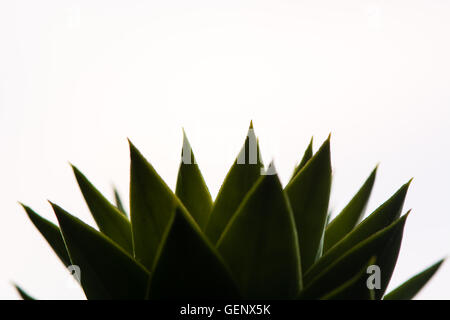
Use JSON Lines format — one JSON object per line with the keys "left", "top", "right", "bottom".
{"left": 51, "top": 202, "right": 149, "bottom": 300}
{"left": 304, "top": 180, "right": 411, "bottom": 283}
{"left": 217, "top": 168, "right": 302, "bottom": 299}
{"left": 285, "top": 137, "right": 332, "bottom": 272}
{"left": 72, "top": 165, "right": 132, "bottom": 254}
{"left": 320, "top": 257, "right": 376, "bottom": 300}
{"left": 299, "top": 213, "right": 409, "bottom": 299}
{"left": 175, "top": 132, "right": 213, "bottom": 230}
{"left": 113, "top": 187, "right": 127, "bottom": 217}
{"left": 290, "top": 137, "right": 313, "bottom": 182}
{"left": 205, "top": 123, "right": 263, "bottom": 244}
{"left": 324, "top": 166, "right": 378, "bottom": 252}
{"left": 148, "top": 208, "right": 240, "bottom": 299}
{"left": 129, "top": 141, "right": 185, "bottom": 271}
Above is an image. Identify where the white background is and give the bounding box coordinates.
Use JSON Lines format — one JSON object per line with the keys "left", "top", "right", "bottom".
{"left": 0, "top": 0, "right": 449, "bottom": 299}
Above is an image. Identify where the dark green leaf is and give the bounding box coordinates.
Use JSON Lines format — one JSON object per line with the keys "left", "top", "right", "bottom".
{"left": 285, "top": 136, "right": 332, "bottom": 271}
{"left": 72, "top": 165, "right": 132, "bottom": 254}
{"left": 13, "top": 284, "right": 35, "bottom": 300}
{"left": 217, "top": 168, "right": 302, "bottom": 299}
{"left": 304, "top": 180, "right": 411, "bottom": 283}
{"left": 205, "top": 123, "right": 264, "bottom": 244}
{"left": 21, "top": 204, "right": 71, "bottom": 267}
{"left": 129, "top": 140, "right": 185, "bottom": 271}
{"left": 320, "top": 257, "right": 376, "bottom": 300}
{"left": 299, "top": 213, "right": 409, "bottom": 300}
{"left": 324, "top": 166, "right": 378, "bottom": 252}
{"left": 113, "top": 187, "right": 127, "bottom": 217}
{"left": 290, "top": 137, "right": 313, "bottom": 182}
{"left": 148, "top": 208, "right": 240, "bottom": 299}
{"left": 384, "top": 259, "right": 445, "bottom": 300}
{"left": 51, "top": 202, "right": 149, "bottom": 300}
{"left": 175, "top": 131, "right": 213, "bottom": 230}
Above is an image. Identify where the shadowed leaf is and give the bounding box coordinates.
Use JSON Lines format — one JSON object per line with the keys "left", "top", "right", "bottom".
{"left": 51, "top": 202, "right": 149, "bottom": 300}
{"left": 217, "top": 168, "right": 302, "bottom": 299}
{"left": 320, "top": 257, "right": 376, "bottom": 300}
{"left": 148, "top": 208, "right": 240, "bottom": 299}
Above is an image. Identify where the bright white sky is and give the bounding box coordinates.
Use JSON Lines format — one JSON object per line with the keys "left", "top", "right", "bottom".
{"left": 1, "top": 0, "right": 449, "bottom": 299}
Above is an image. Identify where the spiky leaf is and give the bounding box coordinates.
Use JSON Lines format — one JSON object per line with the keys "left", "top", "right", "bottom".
{"left": 304, "top": 180, "right": 410, "bottom": 282}
{"left": 129, "top": 141, "right": 182, "bottom": 270}
{"left": 175, "top": 132, "right": 213, "bottom": 230}
{"left": 148, "top": 208, "right": 240, "bottom": 299}
{"left": 285, "top": 137, "right": 332, "bottom": 271}
{"left": 113, "top": 187, "right": 127, "bottom": 217}
{"left": 324, "top": 166, "right": 378, "bottom": 252}
{"left": 51, "top": 202, "right": 149, "bottom": 300}
{"left": 290, "top": 137, "right": 313, "bottom": 182}
{"left": 217, "top": 168, "right": 302, "bottom": 299}
{"left": 205, "top": 124, "right": 263, "bottom": 244}
{"left": 384, "top": 259, "right": 445, "bottom": 300}
{"left": 299, "top": 213, "right": 409, "bottom": 300}
{"left": 14, "top": 284, "right": 35, "bottom": 300}
{"left": 72, "top": 165, "right": 132, "bottom": 253}
{"left": 21, "top": 204, "right": 71, "bottom": 267}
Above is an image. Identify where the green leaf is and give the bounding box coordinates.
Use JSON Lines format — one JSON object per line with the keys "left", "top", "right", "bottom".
{"left": 304, "top": 180, "right": 411, "bottom": 283}
{"left": 148, "top": 208, "right": 240, "bottom": 299}
{"left": 324, "top": 166, "right": 378, "bottom": 252}
{"left": 299, "top": 213, "right": 409, "bottom": 300}
{"left": 205, "top": 123, "right": 264, "bottom": 244}
{"left": 285, "top": 136, "right": 332, "bottom": 271}
{"left": 320, "top": 257, "right": 376, "bottom": 300}
{"left": 13, "top": 284, "right": 35, "bottom": 300}
{"left": 20, "top": 204, "right": 71, "bottom": 267}
{"left": 129, "top": 140, "right": 184, "bottom": 271}
{"left": 175, "top": 131, "right": 213, "bottom": 230}
{"left": 290, "top": 137, "right": 313, "bottom": 182}
{"left": 384, "top": 259, "right": 445, "bottom": 300}
{"left": 217, "top": 167, "right": 302, "bottom": 299}
{"left": 72, "top": 165, "right": 132, "bottom": 254}
{"left": 51, "top": 202, "right": 149, "bottom": 300}
{"left": 113, "top": 187, "right": 127, "bottom": 217}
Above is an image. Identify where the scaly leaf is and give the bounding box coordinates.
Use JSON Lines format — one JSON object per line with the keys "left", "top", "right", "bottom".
{"left": 72, "top": 165, "right": 132, "bottom": 254}
{"left": 129, "top": 140, "right": 186, "bottom": 271}
{"left": 175, "top": 131, "right": 213, "bottom": 230}
{"left": 217, "top": 166, "right": 302, "bottom": 299}
{"left": 290, "top": 137, "right": 313, "bottom": 182}
{"left": 13, "top": 284, "right": 35, "bottom": 300}
{"left": 320, "top": 257, "right": 376, "bottom": 300}
{"left": 304, "top": 180, "right": 411, "bottom": 283}
{"left": 148, "top": 208, "right": 240, "bottom": 299}
{"left": 113, "top": 187, "right": 127, "bottom": 217}
{"left": 21, "top": 204, "right": 71, "bottom": 267}
{"left": 205, "top": 122, "right": 263, "bottom": 244}
{"left": 299, "top": 213, "right": 409, "bottom": 299}
{"left": 285, "top": 136, "right": 332, "bottom": 271}
{"left": 51, "top": 202, "right": 149, "bottom": 300}
{"left": 384, "top": 259, "right": 445, "bottom": 300}
{"left": 324, "top": 166, "right": 378, "bottom": 252}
